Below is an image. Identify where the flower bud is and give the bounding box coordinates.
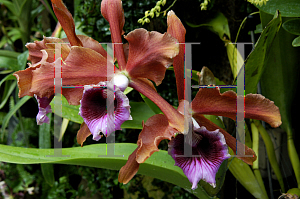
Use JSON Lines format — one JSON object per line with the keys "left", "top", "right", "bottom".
{"left": 138, "top": 18, "right": 143, "bottom": 23}
{"left": 149, "top": 11, "right": 155, "bottom": 18}
{"left": 145, "top": 18, "right": 150, "bottom": 23}
{"left": 155, "top": 5, "right": 161, "bottom": 12}
{"left": 145, "top": 10, "right": 149, "bottom": 17}
{"left": 156, "top": 1, "right": 161, "bottom": 6}
{"left": 162, "top": 0, "right": 167, "bottom": 6}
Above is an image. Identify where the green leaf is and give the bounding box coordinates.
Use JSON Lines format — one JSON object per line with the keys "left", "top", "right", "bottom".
{"left": 200, "top": 160, "right": 227, "bottom": 197}
{"left": 244, "top": 10, "right": 282, "bottom": 94}
{"left": 0, "top": 143, "right": 211, "bottom": 199}
{"left": 186, "top": 12, "right": 231, "bottom": 41}
{"left": 0, "top": 50, "right": 21, "bottom": 58}
{"left": 0, "top": 0, "right": 18, "bottom": 15}
{"left": 259, "top": 11, "right": 300, "bottom": 187}
{"left": 226, "top": 43, "right": 244, "bottom": 79}
{"left": 39, "top": 113, "right": 55, "bottom": 187}
{"left": 121, "top": 102, "right": 156, "bottom": 129}
{"left": 292, "top": 36, "right": 300, "bottom": 47}
{"left": 256, "top": 0, "right": 300, "bottom": 17}
{"left": 140, "top": 93, "right": 162, "bottom": 114}
{"left": 0, "top": 81, "right": 16, "bottom": 110}
{"left": 283, "top": 19, "right": 300, "bottom": 35}
{"left": 0, "top": 74, "right": 17, "bottom": 109}
{"left": 50, "top": 96, "right": 156, "bottom": 129}
{"left": 228, "top": 151, "right": 268, "bottom": 199}
{"left": 50, "top": 96, "right": 83, "bottom": 124}
{"left": 0, "top": 55, "right": 19, "bottom": 70}
{"left": 259, "top": 10, "right": 299, "bottom": 138}
{"left": 59, "top": 118, "right": 69, "bottom": 142}
{"left": 123, "top": 87, "right": 133, "bottom": 95}
{"left": 39, "top": 113, "right": 52, "bottom": 149}
{"left": 1, "top": 96, "right": 31, "bottom": 138}
{"left": 17, "top": 50, "right": 29, "bottom": 70}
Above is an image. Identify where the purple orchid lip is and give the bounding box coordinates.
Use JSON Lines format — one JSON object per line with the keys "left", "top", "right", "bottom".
{"left": 79, "top": 81, "right": 132, "bottom": 141}
{"left": 34, "top": 95, "right": 53, "bottom": 125}
{"left": 168, "top": 125, "right": 231, "bottom": 190}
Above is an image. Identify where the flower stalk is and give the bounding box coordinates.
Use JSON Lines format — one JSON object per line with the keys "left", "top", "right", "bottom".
{"left": 251, "top": 121, "right": 268, "bottom": 197}
{"left": 254, "top": 119, "right": 285, "bottom": 192}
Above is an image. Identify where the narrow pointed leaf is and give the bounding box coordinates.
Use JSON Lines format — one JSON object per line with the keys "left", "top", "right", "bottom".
{"left": 260, "top": 11, "right": 300, "bottom": 187}
{"left": 228, "top": 151, "right": 268, "bottom": 199}
{"left": 245, "top": 10, "right": 281, "bottom": 95}
{"left": 1, "top": 96, "right": 31, "bottom": 137}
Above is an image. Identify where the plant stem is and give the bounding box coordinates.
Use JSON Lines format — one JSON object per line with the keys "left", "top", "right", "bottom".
{"left": 251, "top": 121, "right": 268, "bottom": 197}
{"left": 286, "top": 126, "right": 300, "bottom": 189}
{"left": 254, "top": 120, "right": 285, "bottom": 192}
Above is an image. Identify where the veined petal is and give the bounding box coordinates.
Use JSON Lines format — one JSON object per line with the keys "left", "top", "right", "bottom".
{"left": 118, "top": 147, "right": 140, "bottom": 184}
{"left": 191, "top": 88, "right": 282, "bottom": 128}
{"left": 167, "top": 10, "right": 186, "bottom": 101}
{"left": 101, "top": 0, "right": 126, "bottom": 70}
{"left": 125, "top": 29, "right": 179, "bottom": 86}
{"left": 63, "top": 35, "right": 107, "bottom": 59}
{"left": 129, "top": 78, "right": 184, "bottom": 132}
{"left": 136, "top": 114, "right": 178, "bottom": 163}
{"left": 51, "top": 0, "right": 83, "bottom": 46}
{"left": 62, "top": 46, "right": 108, "bottom": 86}
{"left": 14, "top": 46, "right": 108, "bottom": 105}
{"left": 35, "top": 95, "right": 54, "bottom": 125}
{"left": 193, "top": 113, "right": 257, "bottom": 165}
{"left": 168, "top": 126, "right": 230, "bottom": 190}
{"left": 79, "top": 82, "right": 131, "bottom": 140}
{"left": 26, "top": 37, "right": 70, "bottom": 66}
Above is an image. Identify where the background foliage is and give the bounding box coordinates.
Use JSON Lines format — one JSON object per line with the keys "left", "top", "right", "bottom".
{"left": 1, "top": 0, "right": 300, "bottom": 198}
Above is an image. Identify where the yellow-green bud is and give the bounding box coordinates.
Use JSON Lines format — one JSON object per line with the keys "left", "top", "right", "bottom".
{"left": 145, "top": 18, "right": 150, "bottom": 23}
{"left": 156, "top": 12, "right": 160, "bottom": 17}
{"left": 149, "top": 11, "right": 155, "bottom": 18}
{"left": 145, "top": 10, "right": 149, "bottom": 17}
{"left": 156, "top": 1, "right": 161, "bottom": 6}
{"left": 162, "top": 0, "right": 167, "bottom": 6}
{"left": 138, "top": 18, "right": 143, "bottom": 23}
{"left": 155, "top": 5, "right": 161, "bottom": 12}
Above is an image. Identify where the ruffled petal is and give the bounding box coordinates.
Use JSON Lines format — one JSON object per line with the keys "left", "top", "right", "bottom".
{"left": 136, "top": 114, "right": 178, "bottom": 163}
{"left": 14, "top": 46, "right": 108, "bottom": 106}
{"left": 35, "top": 95, "right": 54, "bottom": 125}
{"left": 191, "top": 88, "right": 282, "bottom": 128}
{"left": 125, "top": 28, "right": 179, "bottom": 86}
{"left": 79, "top": 82, "right": 131, "bottom": 140}
{"left": 168, "top": 126, "right": 230, "bottom": 190}
{"left": 26, "top": 37, "right": 70, "bottom": 65}
{"left": 193, "top": 113, "right": 256, "bottom": 165}
{"left": 63, "top": 35, "right": 107, "bottom": 59}
{"left": 13, "top": 50, "right": 52, "bottom": 98}
{"left": 167, "top": 10, "right": 186, "bottom": 101}
{"left": 51, "top": 0, "right": 83, "bottom": 46}
{"left": 101, "top": 0, "right": 126, "bottom": 70}
{"left": 118, "top": 147, "right": 140, "bottom": 184}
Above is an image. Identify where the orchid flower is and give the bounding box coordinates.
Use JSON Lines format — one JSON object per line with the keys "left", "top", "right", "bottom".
{"left": 13, "top": 0, "right": 185, "bottom": 142}
{"left": 118, "top": 11, "right": 282, "bottom": 189}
